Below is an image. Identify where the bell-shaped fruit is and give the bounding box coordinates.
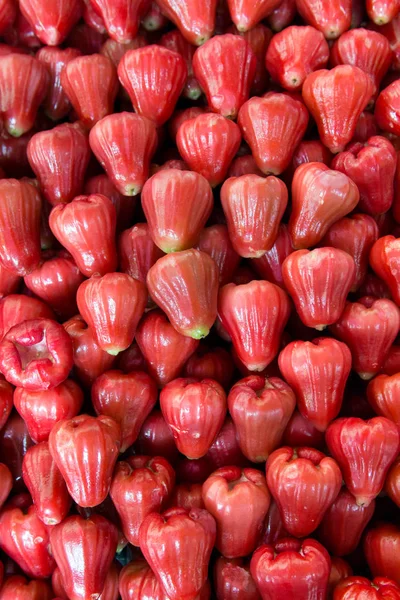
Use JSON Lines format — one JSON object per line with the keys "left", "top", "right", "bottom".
{"left": 92, "top": 370, "right": 157, "bottom": 452}
{"left": 36, "top": 46, "right": 81, "bottom": 121}
{"left": 19, "top": 0, "right": 81, "bottom": 45}
{"left": 0, "top": 179, "right": 42, "bottom": 277}
{"left": 61, "top": 54, "right": 118, "bottom": 128}
{"left": 228, "top": 375, "right": 295, "bottom": 463}
{"left": 147, "top": 249, "right": 219, "bottom": 340}
{"left": 135, "top": 309, "right": 199, "bottom": 387}
{"left": 27, "top": 123, "right": 90, "bottom": 206}
{"left": 332, "top": 136, "right": 396, "bottom": 216}
{"left": 176, "top": 112, "right": 242, "bottom": 187}
{"left": 302, "top": 66, "right": 374, "bottom": 153}
{"left": 160, "top": 377, "right": 227, "bottom": 459}
{"left": 50, "top": 514, "right": 118, "bottom": 600}
{"left": 251, "top": 538, "right": 331, "bottom": 600}
{"left": 22, "top": 442, "right": 72, "bottom": 525}
{"left": 218, "top": 280, "right": 290, "bottom": 371}
{"left": 227, "top": 0, "right": 280, "bottom": 31}
{"left": 14, "top": 379, "right": 83, "bottom": 443}
{"left": 0, "top": 318, "right": 73, "bottom": 391}
{"left": 202, "top": 466, "right": 270, "bottom": 558}
{"left": 192, "top": 34, "right": 256, "bottom": 119}
{"left": 278, "top": 338, "right": 352, "bottom": 432}
{"left": 266, "top": 25, "right": 329, "bottom": 91}
{"left": 317, "top": 488, "right": 375, "bottom": 557}
{"left": 289, "top": 162, "right": 359, "bottom": 249}
{"left": 155, "top": 0, "right": 217, "bottom": 45}
{"left": 118, "top": 46, "right": 187, "bottom": 127}
{"left": 77, "top": 273, "right": 147, "bottom": 355}
{"left": 367, "top": 0, "right": 400, "bottom": 24}
{"left": 88, "top": 0, "right": 150, "bottom": 43}
{"left": 139, "top": 507, "right": 216, "bottom": 600}
{"left": 110, "top": 455, "right": 175, "bottom": 546}
{"left": 49, "top": 414, "right": 121, "bottom": 507}
{"left": 334, "top": 576, "right": 400, "bottom": 599}
{"left": 266, "top": 447, "right": 342, "bottom": 537}
{"left": 326, "top": 417, "right": 400, "bottom": 506}
{"left": 220, "top": 174, "right": 288, "bottom": 258}
{"left": 0, "top": 54, "right": 48, "bottom": 137}
{"left": 295, "top": 0, "right": 351, "bottom": 38}
{"left": 238, "top": 93, "right": 309, "bottom": 175}
{"left": 49, "top": 193, "right": 117, "bottom": 277}
{"left": 142, "top": 168, "right": 213, "bottom": 253}
{"left": 330, "top": 297, "right": 400, "bottom": 379}
{"left": 320, "top": 214, "right": 379, "bottom": 290}
{"left": 89, "top": 112, "right": 157, "bottom": 197}
{"left": 119, "top": 223, "right": 164, "bottom": 283}
{"left": 282, "top": 248, "right": 355, "bottom": 329}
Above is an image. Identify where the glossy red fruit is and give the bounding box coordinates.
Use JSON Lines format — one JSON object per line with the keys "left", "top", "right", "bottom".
{"left": 147, "top": 249, "right": 219, "bottom": 340}
{"left": 63, "top": 315, "right": 116, "bottom": 388}
{"left": 0, "top": 54, "right": 48, "bottom": 137}
{"left": 302, "top": 66, "right": 374, "bottom": 153}
{"left": 90, "top": 112, "right": 157, "bottom": 197}
{"left": 37, "top": 47, "right": 80, "bottom": 121}
{"left": 295, "top": 0, "right": 351, "bottom": 38}
{"left": 227, "top": 0, "right": 279, "bottom": 31}
{"left": 251, "top": 224, "right": 293, "bottom": 289}
{"left": 24, "top": 252, "right": 84, "bottom": 320}
{"left": 330, "top": 298, "right": 400, "bottom": 379}
{"left": 282, "top": 248, "right": 355, "bottom": 330}
{"left": 118, "top": 46, "right": 186, "bottom": 127}
{"left": 367, "top": 373, "right": 400, "bottom": 430}
{"left": 183, "top": 346, "right": 233, "bottom": 390}
{"left": 317, "top": 488, "right": 375, "bottom": 557}
{"left": 119, "top": 223, "right": 164, "bottom": 283}
{"left": 214, "top": 556, "right": 261, "bottom": 600}
{"left": 334, "top": 576, "right": 400, "bottom": 599}
{"left": 0, "top": 0, "right": 16, "bottom": 34}
{"left": 206, "top": 416, "right": 249, "bottom": 471}
{"left": 0, "top": 380, "right": 12, "bottom": 431}
{"left": 0, "top": 502, "right": 55, "bottom": 578}
{"left": 0, "top": 575, "right": 53, "bottom": 600}
{"left": 228, "top": 375, "right": 295, "bottom": 462}
{"left": 332, "top": 137, "right": 396, "bottom": 216}
{"left": 22, "top": 442, "right": 71, "bottom": 525}
{"left": 0, "top": 179, "right": 41, "bottom": 278}
{"left": 219, "top": 280, "right": 290, "bottom": 371}
{"left": 282, "top": 410, "right": 325, "bottom": 449}
{"left": 176, "top": 112, "right": 241, "bottom": 187}
{"left": 197, "top": 225, "right": 240, "bottom": 287}
{"left": 61, "top": 54, "right": 118, "bottom": 129}
{"left": 160, "top": 29, "right": 202, "bottom": 101}
{"left": 0, "top": 412, "right": 34, "bottom": 493}
{"left": 326, "top": 417, "right": 400, "bottom": 506}
{"left": 139, "top": 507, "right": 216, "bottom": 600}
{"left": 192, "top": 34, "right": 255, "bottom": 119}
{"left": 238, "top": 94, "right": 309, "bottom": 175}
{"left": 375, "top": 81, "right": 400, "bottom": 136}
{"left": 386, "top": 456, "right": 400, "bottom": 506}
{"left": 0, "top": 318, "right": 73, "bottom": 391}
{"left": 142, "top": 169, "right": 213, "bottom": 253}
{"left": 220, "top": 175, "right": 287, "bottom": 258}
{"left": 27, "top": 123, "right": 90, "bottom": 206}
{"left": 14, "top": 379, "right": 83, "bottom": 443}
{"left": 367, "top": 0, "right": 400, "bottom": 25}
{"left": 266, "top": 447, "right": 342, "bottom": 537}
{"left": 331, "top": 29, "right": 392, "bottom": 95}
{"left": 135, "top": 410, "right": 180, "bottom": 465}
{"left": 266, "top": 26, "right": 329, "bottom": 91}
{"left": 203, "top": 467, "right": 270, "bottom": 558}
{"left": 320, "top": 214, "right": 379, "bottom": 290}
{"left": 279, "top": 338, "right": 351, "bottom": 432}
{"left": 49, "top": 414, "right": 120, "bottom": 507}
{"left": 251, "top": 538, "right": 331, "bottom": 600}
{"left": 0, "top": 463, "right": 12, "bottom": 511}
{"left": 92, "top": 370, "right": 157, "bottom": 452}
{"left": 364, "top": 524, "right": 400, "bottom": 586}
{"left": 19, "top": 0, "right": 81, "bottom": 45}
{"left": 289, "top": 162, "right": 359, "bottom": 248}
{"left": 0, "top": 265, "right": 20, "bottom": 299}
{"left": 49, "top": 193, "right": 117, "bottom": 277}
{"left": 77, "top": 273, "right": 147, "bottom": 356}
{"left": 51, "top": 514, "right": 118, "bottom": 600}
{"left": 155, "top": 0, "right": 216, "bottom": 45}
{"left": 160, "top": 378, "right": 227, "bottom": 459}
{"left": 228, "top": 154, "right": 264, "bottom": 178}
{"left": 136, "top": 310, "right": 199, "bottom": 387}
{"left": 88, "top": 0, "right": 150, "bottom": 43}
{"left": 370, "top": 236, "right": 400, "bottom": 304}
{"left": 110, "top": 455, "right": 175, "bottom": 546}
{"left": 328, "top": 558, "right": 353, "bottom": 594}
{"left": 169, "top": 483, "right": 204, "bottom": 510}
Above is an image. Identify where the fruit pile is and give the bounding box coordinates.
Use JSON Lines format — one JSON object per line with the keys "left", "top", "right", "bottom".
{"left": 1, "top": 0, "right": 400, "bottom": 599}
